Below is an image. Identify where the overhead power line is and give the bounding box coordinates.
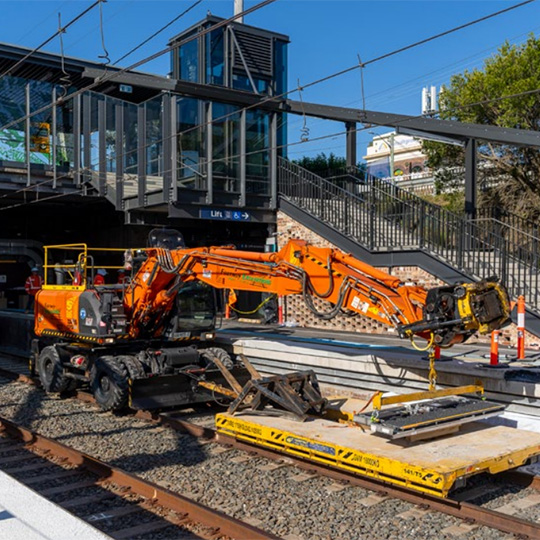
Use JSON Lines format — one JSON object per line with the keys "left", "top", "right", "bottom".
{"left": 0, "top": 0, "right": 103, "bottom": 81}
{"left": 0, "top": 0, "right": 530, "bottom": 137}
{"left": 296, "top": 0, "right": 538, "bottom": 94}
{"left": 0, "top": 0, "right": 277, "bottom": 133}
{"left": 104, "top": 0, "right": 537, "bottom": 151}
{"left": 114, "top": 0, "right": 204, "bottom": 65}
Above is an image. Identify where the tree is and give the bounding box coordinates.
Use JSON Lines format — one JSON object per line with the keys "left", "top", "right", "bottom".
{"left": 293, "top": 152, "right": 365, "bottom": 179}
{"left": 423, "top": 35, "right": 540, "bottom": 220}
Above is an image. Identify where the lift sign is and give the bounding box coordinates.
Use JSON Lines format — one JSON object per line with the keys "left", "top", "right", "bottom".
{"left": 200, "top": 209, "right": 251, "bottom": 221}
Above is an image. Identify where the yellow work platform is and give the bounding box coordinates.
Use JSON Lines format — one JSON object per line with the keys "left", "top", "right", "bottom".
{"left": 216, "top": 407, "right": 540, "bottom": 497}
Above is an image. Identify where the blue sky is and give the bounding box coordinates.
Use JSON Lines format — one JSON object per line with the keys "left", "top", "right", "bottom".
{"left": 2, "top": 0, "right": 539, "bottom": 160}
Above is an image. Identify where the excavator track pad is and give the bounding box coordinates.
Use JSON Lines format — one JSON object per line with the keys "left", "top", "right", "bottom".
{"left": 355, "top": 395, "right": 505, "bottom": 440}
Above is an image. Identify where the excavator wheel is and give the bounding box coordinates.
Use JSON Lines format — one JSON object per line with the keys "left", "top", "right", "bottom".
{"left": 37, "top": 346, "right": 76, "bottom": 393}
{"left": 117, "top": 355, "right": 145, "bottom": 380}
{"left": 90, "top": 356, "right": 129, "bottom": 411}
{"left": 200, "top": 347, "right": 234, "bottom": 370}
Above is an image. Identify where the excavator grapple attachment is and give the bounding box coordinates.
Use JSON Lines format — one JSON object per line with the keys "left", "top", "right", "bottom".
{"left": 227, "top": 370, "right": 327, "bottom": 421}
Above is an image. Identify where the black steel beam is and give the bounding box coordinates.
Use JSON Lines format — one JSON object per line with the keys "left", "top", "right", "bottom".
{"left": 73, "top": 94, "right": 81, "bottom": 186}
{"left": 115, "top": 103, "right": 124, "bottom": 209}
{"left": 137, "top": 105, "right": 147, "bottom": 208}
{"left": 240, "top": 109, "right": 246, "bottom": 207}
{"left": 82, "top": 66, "right": 540, "bottom": 149}
{"left": 98, "top": 99, "right": 106, "bottom": 197}
{"left": 162, "top": 93, "right": 172, "bottom": 204}
{"left": 465, "top": 138, "right": 477, "bottom": 217}
{"left": 285, "top": 100, "right": 540, "bottom": 149}
{"left": 269, "top": 112, "right": 278, "bottom": 209}
{"left": 82, "top": 93, "right": 91, "bottom": 190}
{"left": 205, "top": 101, "right": 213, "bottom": 205}
{"left": 170, "top": 96, "right": 178, "bottom": 203}
{"left": 346, "top": 121, "right": 357, "bottom": 169}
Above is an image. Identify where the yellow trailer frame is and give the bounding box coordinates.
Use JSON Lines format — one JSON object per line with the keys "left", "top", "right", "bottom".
{"left": 216, "top": 412, "right": 540, "bottom": 498}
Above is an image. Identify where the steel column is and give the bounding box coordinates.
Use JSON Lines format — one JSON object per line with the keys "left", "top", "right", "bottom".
{"left": 73, "top": 94, "right": 81, "bottom": 186}
{"left": 170, "top": 95, "right": 178, "bottom": 203}
{"left": 162, "top": 94, "right": 172, "bottom": 204}
{"left": 82, "top": 93, "right": 91, "bottom": 191}
{"left": 206, "top": 101, "right": 213, "bottom": 204}
{"left": 115, "top": 103, "right": 124, "bottom": 209}
{"left": 98, "top": 98, "right": 106, "bottom": 197}
{"left": 51, "top": 87, "right": 57, "bottom": 188}
{"left": 25, "top": 83, "right": 31, "bottom": 187}
{"left": 269, "top": 112, "right": 277, "bottom": 209}
{"left": 137, "top": 105, "right": 147, "bottom": 207}
{"left": 240, "top": 108, "right": 246, "bottom": 207}
{"left": 465, "top": 138, "right": 477, "bottom": 217}
{"left": 345, "top": 121, "right": 357, "bottom": 171}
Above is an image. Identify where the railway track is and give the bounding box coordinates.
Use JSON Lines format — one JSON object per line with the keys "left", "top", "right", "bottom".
{"left": 1, "top": 353, "right": 540, "bottom": 538}
{"left": 0, "top": 415, "right": 276, "bottom": 540}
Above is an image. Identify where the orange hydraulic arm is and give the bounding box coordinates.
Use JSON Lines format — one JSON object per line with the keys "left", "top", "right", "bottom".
{"left": 124, "top": 239, "right": 511, "bottom": 348}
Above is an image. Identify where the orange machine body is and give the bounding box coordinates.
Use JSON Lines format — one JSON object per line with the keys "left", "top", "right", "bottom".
{"left": 35, "top": 238, "right": 510, "bottom": 349}
{"left": 35, "top": 289, "right": 82, "bottom": 337}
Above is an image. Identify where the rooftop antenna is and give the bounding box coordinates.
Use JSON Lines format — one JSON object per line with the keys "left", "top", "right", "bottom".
{"left": 234, "top": 0, "right": 244, "bottom": 23}
{"left": 422, "top": 85, "right": 438, "bottom": 115}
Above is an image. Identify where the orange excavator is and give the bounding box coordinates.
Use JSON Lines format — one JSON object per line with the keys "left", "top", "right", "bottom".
{"left": 32, "top": 230, "right": 510, "bottom": 434}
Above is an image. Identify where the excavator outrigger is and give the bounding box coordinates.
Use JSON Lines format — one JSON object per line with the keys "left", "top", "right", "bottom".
{"left": 32, "top": 230, "right": 511, "bottom": 438}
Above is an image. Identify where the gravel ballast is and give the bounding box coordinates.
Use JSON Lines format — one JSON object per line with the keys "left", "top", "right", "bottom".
{"left": 0, "top": 374, "right": 527, "bottom": 539}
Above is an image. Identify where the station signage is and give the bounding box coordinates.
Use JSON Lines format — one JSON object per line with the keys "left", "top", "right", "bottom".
{"left": 199, "top": 208, "right": 251, "bottom": 222}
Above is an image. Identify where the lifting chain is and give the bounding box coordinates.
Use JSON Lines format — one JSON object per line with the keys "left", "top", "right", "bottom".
{"left": 428, "top": 347, "right": 437, "bottom": 392}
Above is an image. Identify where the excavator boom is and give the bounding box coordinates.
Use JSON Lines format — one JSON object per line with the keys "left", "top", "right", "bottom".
{"left": 125, "top": 239, "right": 511, "bottom": 347}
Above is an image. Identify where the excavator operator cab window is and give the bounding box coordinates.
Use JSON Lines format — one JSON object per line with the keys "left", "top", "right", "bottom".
{"left": 174, "top": 281, "right": 217, "bottom": 332}
{"left": 148, "top": 228, "right": 185, "bottom": 250}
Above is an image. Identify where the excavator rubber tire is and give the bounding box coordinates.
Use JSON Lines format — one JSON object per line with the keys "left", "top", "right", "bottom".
{"left": 200, "top": 347, "right": 234, "bottom": 370}
{"left": 117, "top": 355, "right": 145, "bottom": 380}
{"left": 90, "top": 356, "right": 129, "bottom": 411}
{"left": 37, "top": 346, "right": 75, "bottom": 393}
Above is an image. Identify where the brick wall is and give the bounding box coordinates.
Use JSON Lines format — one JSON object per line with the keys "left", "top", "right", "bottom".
{"left": 277, "top": 211, "right": 538, "bottom": 350}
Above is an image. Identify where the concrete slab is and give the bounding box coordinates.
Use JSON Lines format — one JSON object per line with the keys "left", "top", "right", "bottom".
{"left": 218, "top": 329, "right": 540, "bottom": 416}
{"left": 0, "top": 470, "right": 110, "bottom": 540}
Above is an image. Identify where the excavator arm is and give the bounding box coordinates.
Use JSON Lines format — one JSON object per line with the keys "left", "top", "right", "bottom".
{"left": 124, "top": 239, "right": 511, "bottom": 347}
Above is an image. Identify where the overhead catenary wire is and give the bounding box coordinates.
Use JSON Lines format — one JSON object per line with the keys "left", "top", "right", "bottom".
{"left": 285, "top": 21, "right": 540, "bottom": 135}
{"left": 113, "top": 0, "right": 204, "bottom": 65}
{"left": 0, "top": 0, "right": 278, "bottom": 134}
{"left": 0, "top": 0, "right": 531, "bottom": 140}
{"left": 115, "top": 0, "right": 538, "bottom": 154}
{"left": 97, "top": 0, "right": 111, "bottom": 66}
{"left": 0, "top": 0, "right": 103, "bottom": 82}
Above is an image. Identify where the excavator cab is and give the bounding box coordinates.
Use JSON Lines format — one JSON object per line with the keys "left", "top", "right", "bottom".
{"left": 148, "top": 228, "right": 185, "bottom": 250}
{"left": 163, "top": 281, "right": 219, "bottom": 339}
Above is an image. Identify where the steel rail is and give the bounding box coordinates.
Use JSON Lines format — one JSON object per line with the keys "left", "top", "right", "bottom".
{"left": 214, "top": 432, "right": 540, "bottom": 539}
{"left": 0, "top": 415, "right": 277, "bottom": 540}
{"left": 2, "top": 357, "right": 540, "bottom": 538}
{"left": 139, "top": 408, "right": 540, "bottom": 538}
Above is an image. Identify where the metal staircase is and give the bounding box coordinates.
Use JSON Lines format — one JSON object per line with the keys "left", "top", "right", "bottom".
{"left": 277, "top": 157, "right": 540, "bottom": 334}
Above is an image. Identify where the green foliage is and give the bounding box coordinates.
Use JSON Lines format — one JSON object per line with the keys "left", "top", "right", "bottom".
{"left": 293, "top": 152, "right": 346, "bottom": 175}
{"left": 422, "top": 35, "right": 540, "bottom": 220}
{"left": 293, "top": 152, "right": 366, "bottom": 178}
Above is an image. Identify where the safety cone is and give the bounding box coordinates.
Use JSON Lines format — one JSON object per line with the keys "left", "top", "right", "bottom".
{"left": 490, "top": 330, "right": 499, "bottom": 366}
{"left": 517, "top": 295, "right": 525, "bottom": 360}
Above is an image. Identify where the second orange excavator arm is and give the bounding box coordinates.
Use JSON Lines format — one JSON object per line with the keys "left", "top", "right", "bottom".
{"left": 124, "top": 239, "right": 511, "bottom": 347}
